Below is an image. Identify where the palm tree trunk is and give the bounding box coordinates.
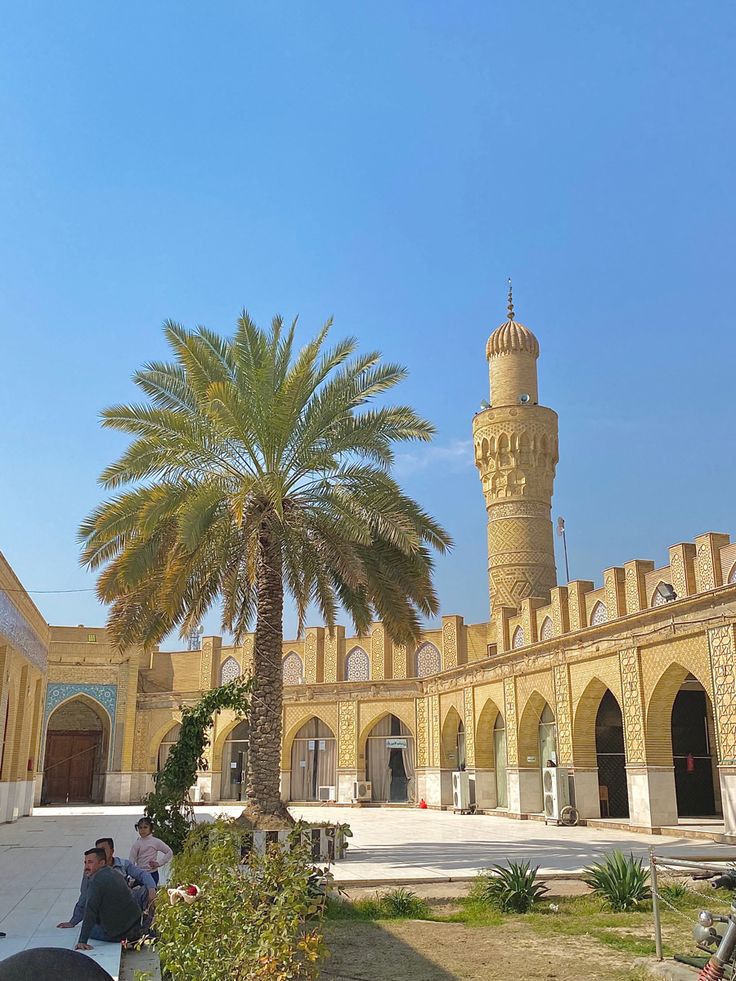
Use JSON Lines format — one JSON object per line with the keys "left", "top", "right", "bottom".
{"left": 240, "top": 520, "right": 293, "bottom": 829}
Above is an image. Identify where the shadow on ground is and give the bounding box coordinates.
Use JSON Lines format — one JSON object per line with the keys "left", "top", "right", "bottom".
{"left": 322, "top": 921, "right": 457, "bottom": 980}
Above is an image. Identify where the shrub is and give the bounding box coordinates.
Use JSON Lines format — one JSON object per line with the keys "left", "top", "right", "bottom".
{"left": 659, "top": 881, "right": 688, "bottom": 905}
{"left": 472, "top": 861, "right": 549, "bottom": 913}
{"left": 155, "top": 818, "right": 328, "bottom": 980}
{"left": 378, "top": 888, "right": 430, "bottom": 919}
{"left": 582, "top": 851, "right": 651, "bottom": 911}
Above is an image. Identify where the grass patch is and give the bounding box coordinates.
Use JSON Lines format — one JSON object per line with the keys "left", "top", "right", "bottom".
{"left": 327, "top": 888, "right": 430, "bottom": 921}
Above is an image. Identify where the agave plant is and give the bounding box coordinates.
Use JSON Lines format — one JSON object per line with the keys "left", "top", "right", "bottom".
{"left": 583, "top": 851, "right": 651, "bottom": 911}
{"left": 474, "top": 861, "right": 549, "bottom": 913}
{"left": 378, "top": 887, "right": 430, "bottom": 919}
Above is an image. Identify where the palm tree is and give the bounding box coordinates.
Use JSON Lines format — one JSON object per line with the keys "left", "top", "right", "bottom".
{"left": 79, "top": 313, "right": 452, "bottom": 827}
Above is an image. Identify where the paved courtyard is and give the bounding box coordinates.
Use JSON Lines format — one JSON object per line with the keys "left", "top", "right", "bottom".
{"left": 0, "top": 803, "right": 733, "bottom": 976}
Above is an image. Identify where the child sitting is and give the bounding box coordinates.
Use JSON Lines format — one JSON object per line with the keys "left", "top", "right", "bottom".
{"left": 129, "top": 817, "right": 173, "bottom": 885}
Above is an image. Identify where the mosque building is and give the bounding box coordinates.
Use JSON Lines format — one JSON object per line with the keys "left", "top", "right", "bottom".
{"left": 2, "top": 295, "right": 736, "bottom": 837}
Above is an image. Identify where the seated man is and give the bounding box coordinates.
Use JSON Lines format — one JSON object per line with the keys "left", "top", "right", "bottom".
{"left": 74, "top": 848, "right": 144, "bottom": 950}
{"left": 57, "top": 837, "right": 156, "bottom": 930}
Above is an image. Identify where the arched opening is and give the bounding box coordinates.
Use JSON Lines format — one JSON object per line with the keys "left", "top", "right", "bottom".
{"left": 220, "top": 656, "right": 241, "bottom": 685}
{"left": 366, "top": 714, "right": 415, "bottom": 802}
{"left": 540, "top": 617, "right": 554, "bottom": 641}
{"left": 456, "top": 721, "right": 466, "bottom": 770}
{"left": 595, "top": 690, "right": 628, "bottom": 818}
{"left": 538, "top": 704, "right": 557, "bottom": 769}
{"left": 289, "top": 718, "right": 336, "bottom": 801}
{"left": 494, "top": 714, "right": 507, "bottom": 807}
{"left": 672, "top": 676, "right": 718, "bottom": 817}
{"left": 590, "top": 601, "right": 608, "bottom": 626}
{"left": 344, "top": 646, "right": 370, "bottom": 682}
{"left": 157, "top": 723, "right": 181, "bottom": 772}
{"left": 0, "top": 684, "right": 12, "bottom": 779}
{"left": 512, "top": 626, "right": 525, "bottom": 649}
{"left": 415, "top": 643, "right": 441, "bottom": 678}
{"left": 220, "top": 719, "right": 250, "bottom": 801}
{"left": 42, "top": 697, "right": 109, "bottom": 804}
{"left": 282, "top": 651, "right": 304, "bottom": 686}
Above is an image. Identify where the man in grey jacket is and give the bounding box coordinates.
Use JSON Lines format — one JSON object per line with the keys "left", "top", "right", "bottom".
{"left": 57, "top": 837, "right": 156, "bottom": 930}
{"left": 73, "top": 848, "right": 144, "bottom": 950}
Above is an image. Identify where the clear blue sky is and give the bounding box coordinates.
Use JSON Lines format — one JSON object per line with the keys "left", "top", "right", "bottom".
{"left": 1, "top": 2, "right": 734, "bottom": 646}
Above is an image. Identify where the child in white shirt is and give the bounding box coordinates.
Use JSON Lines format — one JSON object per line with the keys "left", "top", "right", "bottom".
{"left": 129, "top": 817, "right": 173, "bottom": 885}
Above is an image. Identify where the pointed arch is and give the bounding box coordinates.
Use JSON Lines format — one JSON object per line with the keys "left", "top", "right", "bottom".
{"left": 415, "top": 642, "right": 441, "bottom": 678}
{"left": 512, "top": 626, "right": 525, "bottom": 649}
{"left": 282, "top": 651, "right": 303, "bottom": 686}
{"left": 42, "top": 694, "right": 111, "bottom": 804}
{"left": 440, "top": 706, "right": 463, "bottom": 768}
{"left": 572, "top": 678, "right": 623, "bottom": 768}
{"left": 517, "top": 691, "right": 554, "bottom": 768}
{"left": 645, "top": 662, "right": 712, "bottom": 765}
{"left": 344, "top": 646, "right": 370, "bottom": 682}
{"left": 363, "top": 713, "right": 415, "bottom": 803}
{"left": 220, "top": 656, "right": 241, "bottom": 685}
{"left": 728, "top": 563, "right": 736, "bottom": 585}
{"left": 474, "top": 696, "right": 503, "bottom": 768}
{"left": 539, "top": 616, "right": 554, "bottom": 641}
{"left": 590, "top": 601, "right": 608, "bottom": 626}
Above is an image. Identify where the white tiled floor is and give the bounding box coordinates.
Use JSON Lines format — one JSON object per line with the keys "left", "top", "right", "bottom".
{"left": 1, "top": 802, "right": 732, "bottom": 976}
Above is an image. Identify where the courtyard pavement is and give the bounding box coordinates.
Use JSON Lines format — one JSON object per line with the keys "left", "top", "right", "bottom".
{"left": 1, "top": 803, "right": 734, "bottom": 975}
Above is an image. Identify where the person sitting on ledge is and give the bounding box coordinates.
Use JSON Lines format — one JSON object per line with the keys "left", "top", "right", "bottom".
{"left": 57, "top": 837, "right": 156, "bottom": 929}
{"left": 74, "top": 848, "right": 145, "bottom": 951}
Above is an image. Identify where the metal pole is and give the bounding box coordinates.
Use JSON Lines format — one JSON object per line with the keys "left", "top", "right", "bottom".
{"left": 650, "top": 848, "right": 663, "bottom": 961}
{"left": 562, "top": 528, "right": 571, "bottom": 583}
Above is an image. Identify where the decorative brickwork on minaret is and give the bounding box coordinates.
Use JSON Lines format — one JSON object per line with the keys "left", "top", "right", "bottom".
{"left": 472, "top": 285, "right": 559, "bottom": 614}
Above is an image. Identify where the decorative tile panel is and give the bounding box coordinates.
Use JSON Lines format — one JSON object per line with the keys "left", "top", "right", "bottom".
{"left": 344, "top": 647, "right": 370, "bottom": 682}
{"left": 370, "top": 626, "right": 385, "bottom": 682}
{"left": 512, "top": 626, "right": 525, "bottom": 649}
{"left": 338, "top": 700, "right": 358, "bottom": 768}
{"left": 503, "top": 677, "right": 518, "bottom": 767}
{"left": 416, "top": 642, "right": 441, "bottom": 678}
{"left": 416, "top": 697, "right": 429, "bottom": 766}
{"left": 553, "top": 664, "right": 572, "bottom": 766}
{"left": 709, "top": 625, "right": 736, "bottom": 764}
{"left": 619, "top": 648, "right": 645, "bottom": 764}
{"left": 431, "top": 694, "right": 441, "bottom": 766}
{"left": 463, "top": 688, "right": 476, "bottom": 767}
{"left": 539, "top": 617, "right": 554, "bottom": 641}
{"left": 590, "top": 601, "right": 608, "bottom": 626}
{"left": 282, "top": 651, "right": 304, "bottom": 686}
{"left": 0, "top": 590, "right": 47, "bottom": 670}
{"left": 220, "top": 656, "right": 241, "bottom": 684}
{"left": 44, "top": 683, "right": 117, "bottom": 730}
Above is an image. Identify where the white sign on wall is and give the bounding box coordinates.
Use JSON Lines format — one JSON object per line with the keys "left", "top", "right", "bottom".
{"left": 386, "top": 738, "right": 408, "bottom": 749}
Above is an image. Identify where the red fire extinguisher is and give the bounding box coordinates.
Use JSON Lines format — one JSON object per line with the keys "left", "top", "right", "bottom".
{"left": 686, "top": 753, "right": 695, "bottom": 773}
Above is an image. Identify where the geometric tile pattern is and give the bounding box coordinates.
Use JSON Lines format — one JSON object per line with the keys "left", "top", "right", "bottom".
{"left": 282, "top": 651, "right": 304, "bottom": 686}
{"left": 220, "top": 656, "right": 241, "bottom": 684}
{"left": 344, "top": 647, "right": 370, "bottom": 682}
{"left": 590, "top": 601, "right": 608, "bottom": 626}
{"left": 463, "top": 687, "right": 476, "bottom": 767}
{"left": 338, "top": 700, "right": 358, "bottom": 768}
{"left": 553, "top": 663, "right": 573, "bottom": 766}
{"left": 416, "top": 643, "right": 441, "bottom": 678}
{"left": 619, "top": 648, "right": 645, "bottom": 764}
{"left": 416, "top": 698, "right": 428, "bottom": 766}
{"left": 44, "top": 682, "right": 117, "bottom": 730}
{"left": 0, "top": 589, "right": 47, "bottom": 670}
{"left": 512, "top": 626, "right": 525, "bottom": 649}
{"left": 540, "top": 616, "right": 554, "bottom": 641}
{"left": 503, "top": 677, "right": 518, "bottom": 767}
{"left": 709, "top": 625, "right": 736, "bottom": 764}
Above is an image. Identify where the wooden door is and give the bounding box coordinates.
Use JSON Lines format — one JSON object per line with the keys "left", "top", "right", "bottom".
{"left": 44, "top": 731, "right": 100, "bottom": 802}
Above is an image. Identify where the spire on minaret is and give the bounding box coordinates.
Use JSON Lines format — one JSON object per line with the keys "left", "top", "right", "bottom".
{"left": 507, "top": 277, "right": 515, "bottom": 322}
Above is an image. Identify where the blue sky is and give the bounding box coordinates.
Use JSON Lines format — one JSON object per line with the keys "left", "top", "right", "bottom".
{"left": 1, "top": 2, "right": 734, "bottom": 646}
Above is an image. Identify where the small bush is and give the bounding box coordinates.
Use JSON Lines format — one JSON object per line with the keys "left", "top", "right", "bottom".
{"left": 472, "top": 861, "right": 549, "bottom": 913}
{"left": 378, "top": 888, "right": 430, "bottom": 919}
{"left": 583, "top": 851, "right": 651, "bottom": 911}
{"left": 659, "top": 881, "right": 688, "bottom": 905}
{"left": 156, "top": 818, "right": 328, "bottom": 980}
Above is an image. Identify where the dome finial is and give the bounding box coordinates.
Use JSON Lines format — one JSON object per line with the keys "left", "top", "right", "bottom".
{"left": 507, "top": 277, "right": 515, "bottom": 322}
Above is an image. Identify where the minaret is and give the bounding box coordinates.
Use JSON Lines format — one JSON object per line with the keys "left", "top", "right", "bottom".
{"left": 472, "top": 283, "right": 559, "bottom": 615}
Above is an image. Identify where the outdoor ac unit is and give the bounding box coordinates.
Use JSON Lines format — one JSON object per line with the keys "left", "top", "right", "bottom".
{"left": 542, "top": 767, "right": 570, "bottom": 822}
{"left": 318, "top": 785, "right": 336, "bottom": 802}
{"left": 452, "top": 770, "right": 471, "bottom": 811}
{"left": 353, "top": 780, "right": 372, "bottom": 801}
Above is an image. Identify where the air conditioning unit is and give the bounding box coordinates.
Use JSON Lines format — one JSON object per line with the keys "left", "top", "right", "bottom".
{"left": 353, "top": 780, "right": 372, "bottom": 801}
{"left": 452, "top": 770, "right": 471, "bottom": 811}
{"left": 318, "top": 785, "right": 336, "bottom": 802}
{"left": 543, "top": 767, "right": 570, "bottom": 823}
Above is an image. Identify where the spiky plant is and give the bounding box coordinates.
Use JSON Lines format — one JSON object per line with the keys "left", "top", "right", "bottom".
{"left": 378, "top": 887, "right": 430, "bottom": 919}
{"left": 582, "top": 851, "right": 651, "bottom": 911}
{"left": 79, "top": 313, "right": 451, "bottom": 827}
{"left": 473, "top": 861, "right": 549, "bottom": 913}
